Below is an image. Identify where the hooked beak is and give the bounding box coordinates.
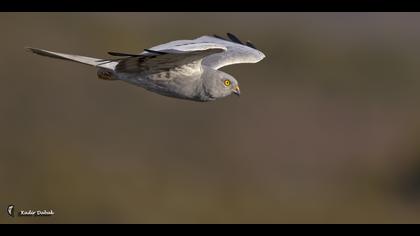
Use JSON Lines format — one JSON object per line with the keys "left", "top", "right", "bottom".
{"left": 233, "top": 86, "right": 241, "bottom": 96}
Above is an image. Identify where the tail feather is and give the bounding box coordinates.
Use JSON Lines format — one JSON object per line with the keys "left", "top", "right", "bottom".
{"left": 25, "top": 47, "right": 117, "bottom": 70}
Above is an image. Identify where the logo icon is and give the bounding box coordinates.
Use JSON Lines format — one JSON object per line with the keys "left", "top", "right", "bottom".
{"left": 7, "top": 205, "right": 14, "bottom": 217}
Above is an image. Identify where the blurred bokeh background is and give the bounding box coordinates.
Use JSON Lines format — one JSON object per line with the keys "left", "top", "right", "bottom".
{"left": 2, "top": 12, "right": 420, "bottom": 223}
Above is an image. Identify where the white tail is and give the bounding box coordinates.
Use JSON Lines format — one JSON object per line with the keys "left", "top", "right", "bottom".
{"left": 26, "top": 47, "right": 117, "bottom": 70}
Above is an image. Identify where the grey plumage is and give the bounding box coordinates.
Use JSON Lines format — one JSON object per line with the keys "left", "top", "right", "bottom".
{"left": 26, "top": 33, "right": 265, "bottom": 102}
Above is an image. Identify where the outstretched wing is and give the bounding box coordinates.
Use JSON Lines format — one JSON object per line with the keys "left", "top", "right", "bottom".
{"left": 193, "top": 33, "right": 266, "bottom": 70}
{"left": 135, "top": 33, "right": 265, "bottom": 70}
{"left": 113, "top": 43, "right": 226, "bottom": 74}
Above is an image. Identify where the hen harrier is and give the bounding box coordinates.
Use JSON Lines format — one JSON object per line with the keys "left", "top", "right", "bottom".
{"left": 26, "top": 33, "right": 265, "bottom": 102}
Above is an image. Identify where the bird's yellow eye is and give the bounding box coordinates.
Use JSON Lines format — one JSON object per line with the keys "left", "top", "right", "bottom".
{"left": 224, "top": 80, "right": 231, "bottom": 86}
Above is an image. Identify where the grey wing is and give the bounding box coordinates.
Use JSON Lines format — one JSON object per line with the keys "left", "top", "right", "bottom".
{"left": 114, "top": 43, "right": 226, "bottom": 75}
{"left": 140, "top": 33, "right": 265, "bottom": 70}
{"left": 192, "top": 33, "right": 266, "bottom": 70}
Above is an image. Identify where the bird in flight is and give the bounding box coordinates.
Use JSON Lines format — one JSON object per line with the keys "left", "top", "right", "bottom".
{"left": 26, "top": 33, "right": 265, "bottom": 102}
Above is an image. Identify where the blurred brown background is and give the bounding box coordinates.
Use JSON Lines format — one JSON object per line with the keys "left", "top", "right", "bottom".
{"left": 1, "top": 12, "right": 420, "bottom": 223}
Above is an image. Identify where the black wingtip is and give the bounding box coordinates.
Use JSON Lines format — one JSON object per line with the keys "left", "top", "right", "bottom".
{"left": 108, "top": 51, "right": 140, "bottom": 57}
{"left": 213, "top": 34, "right": 227, "bottom": 40}
{"left": 227, "top": 32, "right": 243, "bottom": 45}
{"left": 214, "top": 33, "right": 257, "bottom": 49}
{"left": 246, "top": 41, "right": 257, "bottom": 49}
{"left": 144, "top": 49, "right": 167, "bottom": 55}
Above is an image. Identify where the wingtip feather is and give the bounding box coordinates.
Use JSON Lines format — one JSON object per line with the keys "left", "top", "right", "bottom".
{"left": 227, "top": 32, "right": 243, "bottom": 44}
